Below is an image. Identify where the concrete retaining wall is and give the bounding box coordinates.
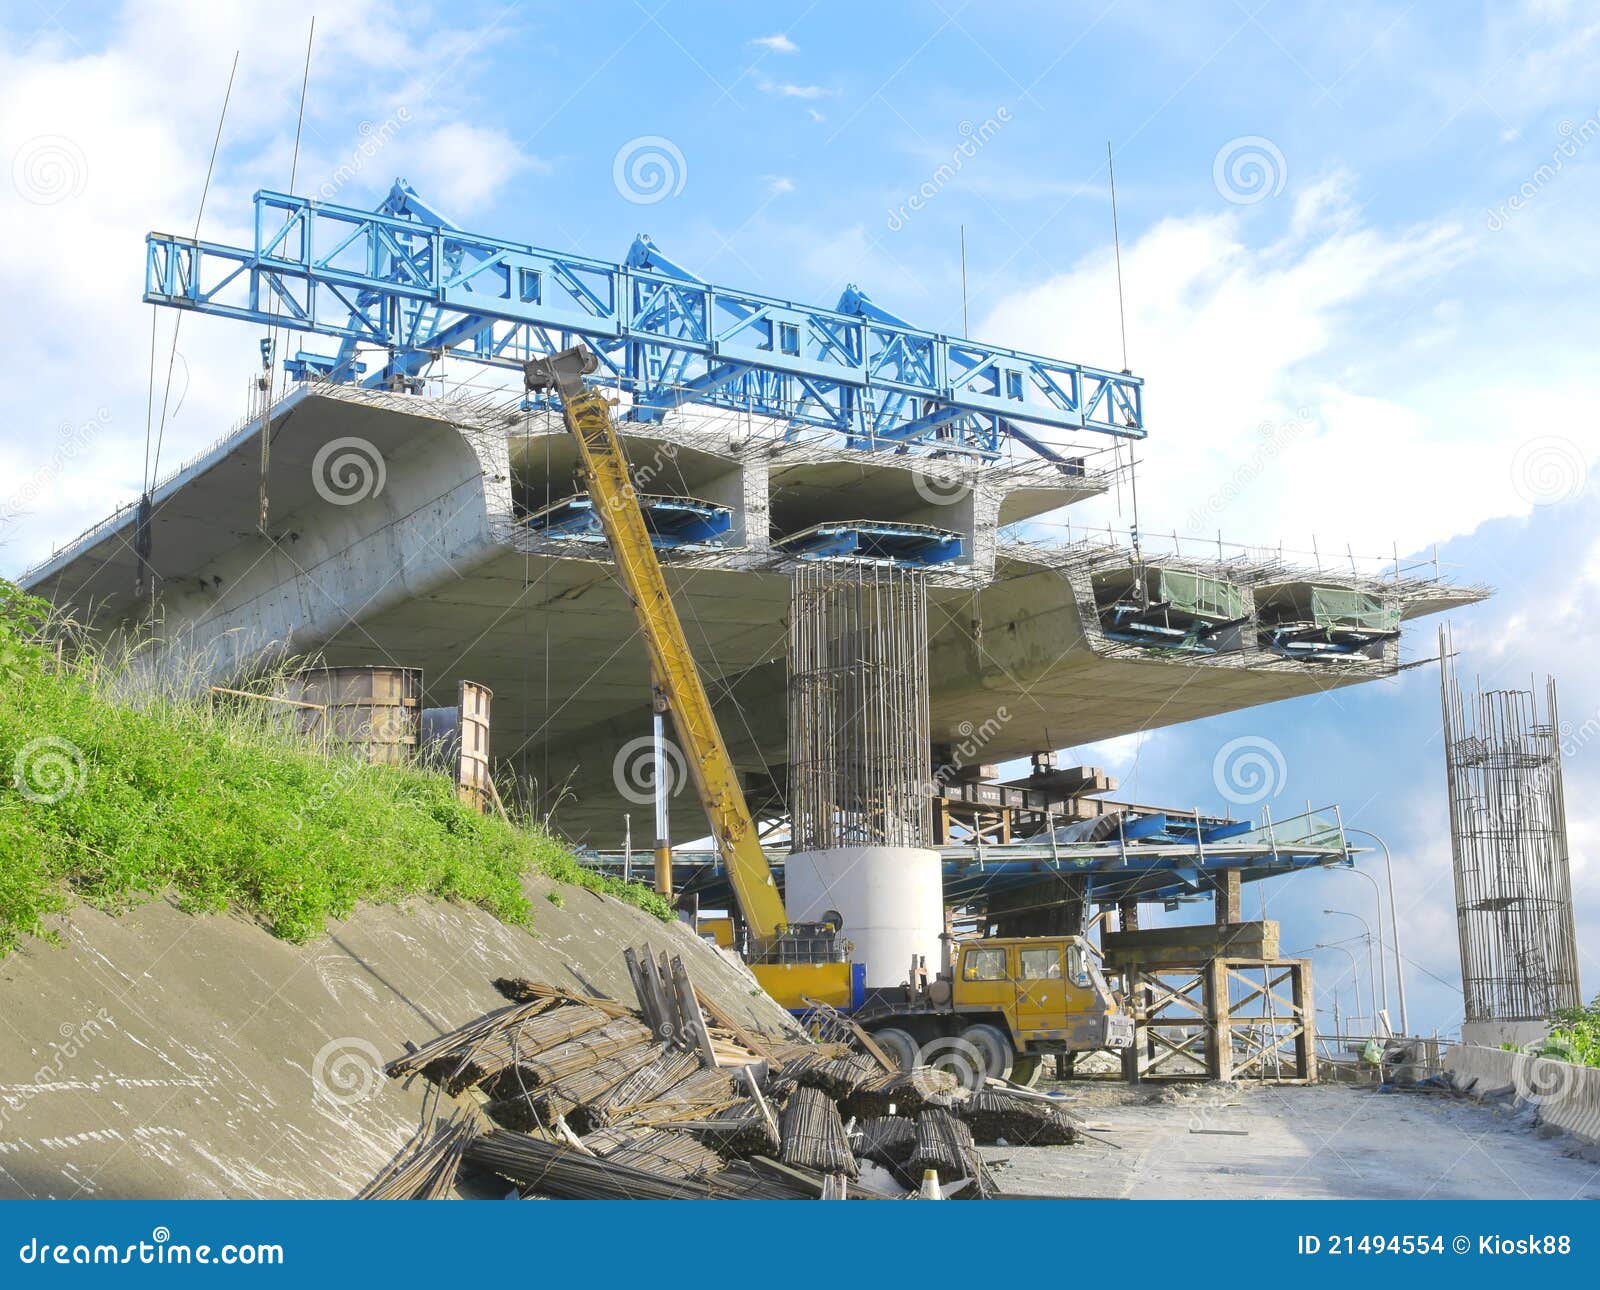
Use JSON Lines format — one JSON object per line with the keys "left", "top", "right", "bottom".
{"left": 1446, "top": 1043, "right": 1600, "bottom": 1145}
{"left": 0, "top": 880, "right": 796, "bottom": 1199}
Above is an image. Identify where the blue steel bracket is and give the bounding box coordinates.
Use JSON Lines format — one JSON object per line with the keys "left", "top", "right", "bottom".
{"left": 142, "top": 182, "right": 1145, "bottom": 462}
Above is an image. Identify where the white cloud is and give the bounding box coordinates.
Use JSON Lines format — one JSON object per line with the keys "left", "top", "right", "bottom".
{"left": 400, "top": 122, "right": 543, "bottom": 214}
{"left": 760, "top": 79, "right": 833, "bottom": 100}
{"left": 0, "top": 1, "right": 538, "bottom": 575}
{"left": 977, "top": 173, "right": 1600, "bottom": 562}
{"left": 749, "top": 33, "right": 798, "bottom": 54}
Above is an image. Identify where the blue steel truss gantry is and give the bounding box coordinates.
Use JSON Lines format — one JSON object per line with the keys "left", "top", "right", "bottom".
{"left": 143, "top": 180, "right": 1144, "bottom": 462}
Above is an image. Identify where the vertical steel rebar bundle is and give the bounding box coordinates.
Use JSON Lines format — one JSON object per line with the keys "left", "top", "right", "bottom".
{"left": 787, "top": 562, "right": 931, "bottom": 851}
{"left": 1439, "top": 627, "right": 1580, "bottom": 1023}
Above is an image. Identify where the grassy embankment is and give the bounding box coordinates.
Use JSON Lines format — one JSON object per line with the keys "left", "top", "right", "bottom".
{"left": 0, "top": 579, "right": 669, "bottom": 955}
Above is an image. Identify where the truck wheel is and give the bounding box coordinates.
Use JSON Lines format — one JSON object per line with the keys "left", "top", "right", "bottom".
{"left": 961, "top": 1023, "right": 1015, "bottom": 1082}
{"left": 873, "top": 1027, "right": 918, "bottom": 1072}
{"left": 1008, "top": 1054, "right": 1043, "bottom": 1088}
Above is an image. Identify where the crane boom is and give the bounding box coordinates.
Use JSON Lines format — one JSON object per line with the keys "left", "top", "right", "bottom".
{"left": 528, "top": 345, "right": 791, "bottom": 949}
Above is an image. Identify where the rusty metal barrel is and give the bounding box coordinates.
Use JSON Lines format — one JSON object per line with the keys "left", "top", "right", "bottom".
{"left": 276, "top": 665, "right": 422, "bottom": 765}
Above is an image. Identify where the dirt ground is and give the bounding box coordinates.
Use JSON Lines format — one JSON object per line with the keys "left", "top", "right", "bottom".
{"left": 985, "top": 1079, "right": 1600, "bottom": 1200}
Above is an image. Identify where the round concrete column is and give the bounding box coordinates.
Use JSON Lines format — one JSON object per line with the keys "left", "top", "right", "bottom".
{"left": 785, "top": 846, "right": 943, "bottom": 989}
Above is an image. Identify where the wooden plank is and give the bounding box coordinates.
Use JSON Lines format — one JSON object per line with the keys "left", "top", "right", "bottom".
{"left": 740, "top": 1065, "right": 781, "bottom": 1147}
{"left": 694, "top": 988, "right": 785, "bottom": 1072}
{"left": 622, "top": 947, "right": 662, "bottom": 1033}
{"left": 669, "top": 955, "right": 718, "bottom": 1067}
{"left": 639, "top": 949, "right": 678, "bottom": 1044}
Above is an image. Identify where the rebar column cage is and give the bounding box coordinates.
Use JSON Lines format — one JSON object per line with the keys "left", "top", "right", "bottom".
{"left": 788, "top": 562, "right": 932, "bottom": 851}
{"left": 1439, "top": 627, "right": 1581, "bottom": 1023}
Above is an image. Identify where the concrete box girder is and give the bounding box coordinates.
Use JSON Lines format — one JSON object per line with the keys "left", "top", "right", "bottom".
{"left": 21, "top": 385, "right": 1488, "bottom": 848}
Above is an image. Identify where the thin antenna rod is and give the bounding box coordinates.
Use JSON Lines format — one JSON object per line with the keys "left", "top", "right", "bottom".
{"left": 959, "top": 224, "right": 970, "bottom": 336}
{"left": 1107, "top": 141, "right": 1129, "bottom": 374}
{"left": 261, "top": 16, "right": 317, "bottom": 534}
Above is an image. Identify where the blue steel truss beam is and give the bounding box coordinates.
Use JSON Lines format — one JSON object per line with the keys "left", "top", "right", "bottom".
{"left": 143, "top": 181, "right": 1145, "bottom": 460}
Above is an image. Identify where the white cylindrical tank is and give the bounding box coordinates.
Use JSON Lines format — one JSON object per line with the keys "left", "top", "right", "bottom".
{"left": 785, "top": 846, "right": 943, "bottom": 989}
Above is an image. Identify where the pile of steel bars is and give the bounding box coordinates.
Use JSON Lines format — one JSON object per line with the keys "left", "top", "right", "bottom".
{"left": 779, "top": 1086, "right": 858, "bottom": 1178}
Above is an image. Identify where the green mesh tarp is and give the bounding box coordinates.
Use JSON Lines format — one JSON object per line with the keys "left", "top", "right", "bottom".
{"left": 1155, "top": 568, "right": 1249, "bottom": 622}
{"left": 1310, "top": 585, "right": 1399, "bottom": 632}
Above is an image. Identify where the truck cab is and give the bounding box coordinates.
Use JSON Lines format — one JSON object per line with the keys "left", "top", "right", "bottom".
{"left": 858, "top": 936, "right": 1133, "bottom": 1087}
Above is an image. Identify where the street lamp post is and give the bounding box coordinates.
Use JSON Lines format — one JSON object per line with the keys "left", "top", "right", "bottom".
{"left": 1337, "top": 867, "right": 1390, "bottom": 1018}
{"left": 1314, "top": 942, "right": 1362, "bottom": 1041}
{"left": 1345, "top": 828, "right": 1409, "bottom": 1036}
{"left": 1324, "top": 909, "right": 1378, "bottom": 1025}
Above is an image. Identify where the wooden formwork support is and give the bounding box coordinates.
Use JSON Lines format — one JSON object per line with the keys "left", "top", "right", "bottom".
{"left": 1118, "top": 957, "right": 1315, "bottom": 1084}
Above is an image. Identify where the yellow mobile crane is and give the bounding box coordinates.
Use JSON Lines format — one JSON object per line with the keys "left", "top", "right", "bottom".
{"left": 526, "top": 345, "right": 855, "bottom": 1011}
{"left": 528, "top": 346, "right": 1132, "bottom": 1076}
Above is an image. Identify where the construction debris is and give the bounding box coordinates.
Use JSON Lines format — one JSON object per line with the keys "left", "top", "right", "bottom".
{"left": 365, "top": 945, "right": 1089, "bottom": 1200}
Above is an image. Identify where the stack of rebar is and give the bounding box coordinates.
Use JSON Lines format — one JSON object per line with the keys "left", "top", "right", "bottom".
{"left": 581, "top": 1127, "right": 728, "bottom": 1180}
{"left": 466, "top": 1131, "right": 726, "bottom": 1200}
{"left": 779, "top": 1086, "right": 858, "bottom": 1178}
{"left": 609, "top": 1064, "right": 741, "bottom": 1127}
{"left": 854, "top": 1115, "right": 917, "bottom": 1173}
{"left": 591, "top": 1047, "right": 700, "bottom": 1126}
{"left": 688, "top": 1101, "right": 782, "bottom": 1158}
{"left": 365, "top": 951, "right": 1033, "bottom": 1202}
{"left": 356, "top": 1113, "right": 482, "bottom": 1200}
{"left": 960, "top": 1089, "right": 1081, "bottom": 1146}
{"left": 842, "top": 1066, "right": 964, "bottom": 1118}
{"left": 909, "top": 1109, "right": 998, "bottom": 1199}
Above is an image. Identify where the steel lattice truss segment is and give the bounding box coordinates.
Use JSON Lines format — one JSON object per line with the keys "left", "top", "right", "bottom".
{"left": 143, "top": 180, "right": 1144, "bottom": 462}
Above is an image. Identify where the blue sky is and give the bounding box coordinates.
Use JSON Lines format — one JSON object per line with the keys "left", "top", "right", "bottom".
{"left": 2, "top": 1, "right": 1597, "bottom": 1035}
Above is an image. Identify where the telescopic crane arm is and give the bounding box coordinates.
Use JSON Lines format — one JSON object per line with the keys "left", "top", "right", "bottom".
{"left": 527, "top": 345, "right": 790, "bottom": 951}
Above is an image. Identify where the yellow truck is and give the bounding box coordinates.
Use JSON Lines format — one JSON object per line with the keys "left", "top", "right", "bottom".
{"left": 856, "top": 936, "right": 1133, "bottom": 1086}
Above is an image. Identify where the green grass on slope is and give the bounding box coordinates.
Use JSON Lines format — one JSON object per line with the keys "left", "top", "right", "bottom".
{"left": 0, "top": 580, "right": 670, "bottom": 955}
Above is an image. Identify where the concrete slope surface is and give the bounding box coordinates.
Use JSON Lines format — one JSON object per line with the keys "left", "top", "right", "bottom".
{"left": 0, "top": 875, "right": 793, "bottom": 1199}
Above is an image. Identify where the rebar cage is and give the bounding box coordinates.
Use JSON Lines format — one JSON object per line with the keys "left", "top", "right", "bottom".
{"left": 787, "top": 562, "right": 931, "bottom": 851}
{"left": 1440, "top": 632, "right": 1581, "bottom": 1023}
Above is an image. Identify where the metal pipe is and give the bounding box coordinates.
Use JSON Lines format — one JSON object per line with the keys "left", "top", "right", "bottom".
{"left": 1345, "top": 827, "right": 1408, "bottom": 1035}
{"left": 652, "top": 689, "right": 672, "bottom": 899}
